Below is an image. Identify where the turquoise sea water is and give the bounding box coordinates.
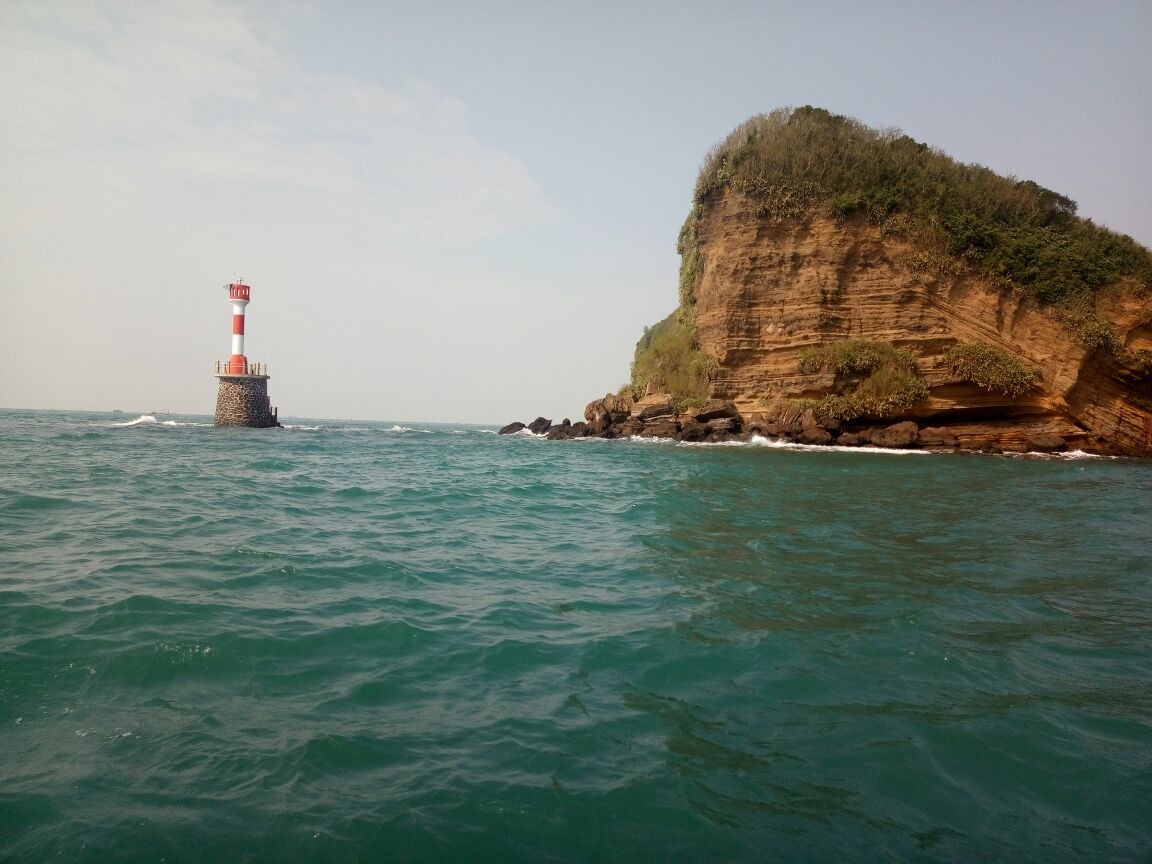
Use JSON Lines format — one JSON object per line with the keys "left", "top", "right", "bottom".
{"left": 1, "top": 408, "right": 1149, "bottom": 863}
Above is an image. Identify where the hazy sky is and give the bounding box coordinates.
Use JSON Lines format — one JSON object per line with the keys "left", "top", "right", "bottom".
{"left": 2, "top": 0, "right": 1150, "bottom": 423}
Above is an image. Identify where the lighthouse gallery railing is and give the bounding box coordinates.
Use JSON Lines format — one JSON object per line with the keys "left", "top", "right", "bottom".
{"left": 214, "top": 361, "right": 268, "bottom": 376}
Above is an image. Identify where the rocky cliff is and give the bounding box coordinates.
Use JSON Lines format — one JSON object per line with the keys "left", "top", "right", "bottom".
{"left": 684, "top": 190, "right": 1152, "bottom": 454}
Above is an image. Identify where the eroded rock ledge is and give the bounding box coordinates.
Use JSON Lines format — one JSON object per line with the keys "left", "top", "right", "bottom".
{"left": 499, "top": 392, "right": 1105, "bottom": 454}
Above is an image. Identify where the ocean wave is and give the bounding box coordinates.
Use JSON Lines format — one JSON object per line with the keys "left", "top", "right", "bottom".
{"left": 110, "top": 414, "right": 159, "bottom": 427}
{"left": 742, "top": 435, "right": 933, "bottom": 454}
{"left": 1010, "top": 448, "right": 1117, "bottom": 460}
{"left": 0, "top": 489, "right": 84, "bottom": 511}
{"left": 107, "top": 415, "right": 211, "bottom": 428}
{"left": 620, "top": 433, "right": 933, "bottom": 454}
{"left": 4, "top": 407, "right": 1149, "bottom": 864}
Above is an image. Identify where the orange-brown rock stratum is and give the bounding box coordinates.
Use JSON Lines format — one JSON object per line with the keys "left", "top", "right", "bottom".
{"left": 687, "top": 193, "right": 1152, "bottom": 454}
{"left": 503, "top": 107, "right": 1152, "bottom": 455}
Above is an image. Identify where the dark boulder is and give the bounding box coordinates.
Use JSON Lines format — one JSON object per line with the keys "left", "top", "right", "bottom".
{"left": 545, "top": 419, "right": 575, "bottom": 440}
{"left": 677, "top": 418, "right": 708, "bottom": 442}
{"left": 797, "top": 425, "right": 833, "bottom": 446}
{"left": 748, "top": 421, "right": 784, "bottom": 438}
{"left": 527, "top": 416, "right": 551, "bottom": 435}
{"left": 498, "top": 421, "right": 526, "bottom": 435}
{"left": 586, "top": 413, "right": 610, "bottom": 435}
{"left": 640, "top": 417, "right": 680, "bottom": 438}
{"left": 617, "top": 418, "right": 644, "bottom": 437}
{"left": 871, "top": 421, "right": 920, "bottom": 449}
{"left": 781, "top": 408, "right": 820, "bottom": 437}
{"left": 706, "top": 417, "right": 739, "bottom": 435}
{"left": 1028, "top": 433, "right": 1068, "bottom": 453}
{"left": 584, "top": 393, "right": 634, "bottom": 427}
{"left": 693, "top": 400, "right": 741, "bottom": 422}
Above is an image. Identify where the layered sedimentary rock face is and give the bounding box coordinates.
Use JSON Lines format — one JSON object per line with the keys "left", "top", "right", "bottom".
{"left": 687, "top": 189, "right": 1152, "bottom": 454}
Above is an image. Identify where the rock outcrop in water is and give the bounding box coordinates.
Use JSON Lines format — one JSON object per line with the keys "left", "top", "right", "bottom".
{"left": 504, "top": 107, "right": 1152, "bottom": 455}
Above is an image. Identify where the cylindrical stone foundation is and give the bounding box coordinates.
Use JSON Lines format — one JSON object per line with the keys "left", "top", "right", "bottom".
{"left": 214, "top": 376, "right": 279, "bottom": 428}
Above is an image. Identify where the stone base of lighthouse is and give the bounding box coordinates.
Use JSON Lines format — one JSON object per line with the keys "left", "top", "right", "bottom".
{"left": 214, "top": 376, "right": 280, "bottom": 428}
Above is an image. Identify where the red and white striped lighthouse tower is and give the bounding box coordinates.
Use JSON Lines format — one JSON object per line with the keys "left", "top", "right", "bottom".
{"left": 213, "top": 279, "right": 280, "bottom": 427}
{"left": 226, "top": 280, "right": 251, "bottom": 374}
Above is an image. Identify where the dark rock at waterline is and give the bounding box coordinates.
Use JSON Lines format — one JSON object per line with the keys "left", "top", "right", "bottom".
{"left": 705, "top": 417, "right": 739, "bottom": 435}
{"left": 617, "top": 418, "right": 644, "bottom": 437}
{"left": 797, "top": 425, "right": 833, "bottom": 446}
{"left": 919, "top": 427, "right": 960, "bottom": 449}
{"left": 505, "top": 395, "right": 1084, "bottom": 456}
{"left": 693, "top": 400, "right": 740, "bottom": 422}
{"left": 747, "top": 421, "right": 784, "bottom": 438}
{"left": 584, "top": 393, "right": 634, "bottom": 430}
{"left": 501, "top": 397, "right": 971, "bottom": 452}
{"left": 546, "top": 419, "right": 588, "bottom": 440}
{"left": 1028, "top": 433, "right": 1068, "bottom": 453}
{"left": 678, "top": 418, "right": 707, "bottom": 442}
{"left": 638, "top": 417, "right": 680, "bottom": 439}
{"left": 870, "top": 421, "right": 920, "bottom": 449}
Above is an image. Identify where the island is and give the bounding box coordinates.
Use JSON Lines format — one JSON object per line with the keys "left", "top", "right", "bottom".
{"left": 504, "top": 106, "right": 1152, "bottom": 455}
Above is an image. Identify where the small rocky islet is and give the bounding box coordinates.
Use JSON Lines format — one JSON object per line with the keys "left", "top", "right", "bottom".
{"left": 505, "top": 106, "right": 1152, "bottom": 456}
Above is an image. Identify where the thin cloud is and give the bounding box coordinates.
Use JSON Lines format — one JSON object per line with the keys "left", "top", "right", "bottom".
{"left": 0, "top": 0, "right": 559, "bottom": 245}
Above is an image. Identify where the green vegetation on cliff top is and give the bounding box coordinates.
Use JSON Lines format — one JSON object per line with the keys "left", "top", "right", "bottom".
{"left": 682, "top": 105, "right": 1152, "bottom": 308}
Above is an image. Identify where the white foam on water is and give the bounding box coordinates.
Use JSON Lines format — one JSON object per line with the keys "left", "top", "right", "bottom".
{"left": 626, "top": 435, "right": 676, "bottom": 445}
{"left": 1013, "top": 448, "right": 1116, "bottom": 461}
{"left": 111, "top": 414, "right": 158, "bottom": 427}
{"left": 625, "top": 433, "right": 932, "bottom": 455}
{"left": 106, "top": 415, "right": 212, "bottom": 428}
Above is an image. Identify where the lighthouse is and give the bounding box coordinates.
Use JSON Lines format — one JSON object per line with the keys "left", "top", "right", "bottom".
{"left": 226, "top": 280, "right": 250, "bottom": 374}
{"left": 213, "top": 279, "right": 280, "bottom": 427}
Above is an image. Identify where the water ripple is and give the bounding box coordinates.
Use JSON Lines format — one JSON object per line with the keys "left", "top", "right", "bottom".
{"left": 0, "top": 410, "right": 1149, "bottom": 862}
